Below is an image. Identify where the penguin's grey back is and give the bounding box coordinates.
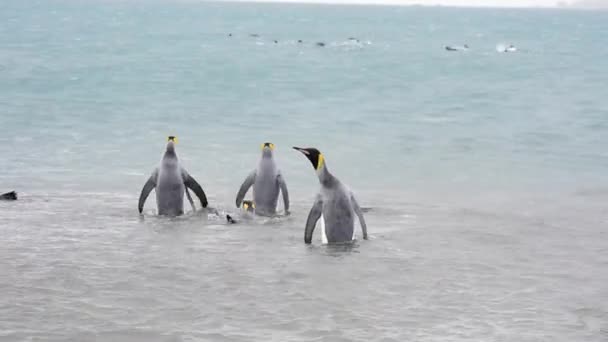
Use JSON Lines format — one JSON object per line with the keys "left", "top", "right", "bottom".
{"left": 156, "top": 154, "right": 185, "bottom": 216}
{"left": 253, "top": 157, "right": 280, "bottom": 215}
{"left": 320, "top": 182, "right": 355, "bottom": 242}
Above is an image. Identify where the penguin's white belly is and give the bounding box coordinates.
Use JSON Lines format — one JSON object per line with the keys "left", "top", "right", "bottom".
{"left": 320, "top": 215, "right": 327, "bottom": 244}
{"left": 318, "top": 215, "right": 356, "bottom": 244}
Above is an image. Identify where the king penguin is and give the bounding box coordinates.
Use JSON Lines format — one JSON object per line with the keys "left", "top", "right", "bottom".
{"left": 138, "top": 136, "right": 208, "bottom": 216}
{"left": 293, "top": 147, "right": 368, "bottom": 244}
{"left": 235, "top": 142, "right": 289, "bottom": 216}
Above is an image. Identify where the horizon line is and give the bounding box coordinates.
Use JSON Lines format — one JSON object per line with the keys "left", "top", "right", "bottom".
{"left": 213, "top": 0, "right": 605, "bottom": 9}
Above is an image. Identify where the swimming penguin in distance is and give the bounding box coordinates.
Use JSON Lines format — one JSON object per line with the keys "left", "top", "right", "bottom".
{"left": 235, "top": 143, "right": 289, "bottom": 217}
{"left": 0, "top": 191, "right": 17, "bottom": 200}
{"left": 445, "top": 44, "right": 469, "bottom": 52}
{"left": 293, "top": 147, "right": 368, "bottom": 244}
{"left": 138, "top": 136, "right": 208, "bottom": 216}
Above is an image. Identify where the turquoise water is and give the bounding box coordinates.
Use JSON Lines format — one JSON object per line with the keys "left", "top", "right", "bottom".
{"left": 1, "top": 1, "right": 607, "bottom": 341}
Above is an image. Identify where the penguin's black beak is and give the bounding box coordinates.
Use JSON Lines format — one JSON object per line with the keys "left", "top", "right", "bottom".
{"left": 292, "top": 147, "right": 309, "bottom": 155}
{"left": 293, "top": 147, "right": 322, "bottom": 170}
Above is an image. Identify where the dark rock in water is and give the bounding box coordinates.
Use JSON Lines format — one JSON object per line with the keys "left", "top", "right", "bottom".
{"left": 273, "top": 40, "right": 278, "bottom": 44}
{"left": 1, "top": 191, "right": 17, "bottom": 200}
{"left": 249, "top": 33, "right": 260, "bottom": 38}
{"left": 316, "top": 42, "right": 326, "bottom": 47}
{"left": 297, "top": 40, "right": 303, "bottom": 43}
{"left": 228, "top": 33, "right": 232, "bottom": 37}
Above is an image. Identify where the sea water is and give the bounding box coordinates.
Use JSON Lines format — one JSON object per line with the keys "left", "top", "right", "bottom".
{"left": 1, "top": 1, "right": 607, "bottom": 341}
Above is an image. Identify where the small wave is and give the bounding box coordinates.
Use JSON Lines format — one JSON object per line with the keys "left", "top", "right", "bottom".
{"left": 123, "top": 170, "right": 145, "bottom": 176}
{"left": 496, "top": 43, "right": 518, "bottom": 53}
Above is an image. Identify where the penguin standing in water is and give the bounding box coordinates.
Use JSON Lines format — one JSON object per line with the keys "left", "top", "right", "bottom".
{"left": 293, "top": 147, "right": 368, "bottom": 244}
{"left": 138, "top": 136, "right": 208, "bottom": 216}
{"left": 235, "top": 142, "right": 289, "bottom": 216}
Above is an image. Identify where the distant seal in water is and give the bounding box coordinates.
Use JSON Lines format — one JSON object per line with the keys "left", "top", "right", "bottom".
{"left": 0, "top": 191, "right": 17, "bottom": 200}
{"left": 249, "top": 33, "right": 260, "bottom": 38}
{"left": 297, "top": 40, "right": 303, "bottom": 43}
{"left": 236, "top": 142, "right": 289, "bottom": 217}
{"left": 316, "top": 42, "right": 325, "bottom": 47}
{"left": 138, "top": 136, "right": 208, "bottom": 216}
{"left": 293, "top": 147, "right": 368, "bottom": 244}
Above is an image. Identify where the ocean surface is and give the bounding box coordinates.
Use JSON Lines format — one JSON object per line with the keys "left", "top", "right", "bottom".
{"left": 1, "top": 1, "right": 608, "bottom": 341}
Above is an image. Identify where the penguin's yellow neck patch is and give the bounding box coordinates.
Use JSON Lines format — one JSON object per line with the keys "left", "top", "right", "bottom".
{"left": 167, "top": 136, "right": 178, "bottom": 144}
{"left": 316, "top": 154, "right": 325, "bottom": 170}
{"left": 261, "top": 143, "right": 275, "bottom": 151}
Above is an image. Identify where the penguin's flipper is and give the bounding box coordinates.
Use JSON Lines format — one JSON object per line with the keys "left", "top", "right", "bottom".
{"left": 185, "top": 188, "right": 196, "bottom": 212}
{"left": 305, "top": 196, "right": 323, "bottom": 244}
{"left": 182, "top": 170, "right": 208, "bottom": 208}
{"left": 236, "top": 170, "right": 256, "bottom": 208}
{"left": 277, "top": 172, "right": 289, "bottom": 214}
{"left": 138, "top": 170, "right": 158, "bottom": 213}
{"left": 350, "top": 193, "right": 368, "bottom": 240}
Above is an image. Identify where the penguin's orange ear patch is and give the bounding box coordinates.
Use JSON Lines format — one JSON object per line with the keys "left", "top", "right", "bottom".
{"left": 317, "top": 153, "right": 325, "bottom": 170}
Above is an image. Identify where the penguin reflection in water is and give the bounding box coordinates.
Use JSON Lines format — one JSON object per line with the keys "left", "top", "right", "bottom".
{"left": 293, "top": 147, "right": 368, "bottom": 244}
{"left": 138, "top": 136, "right": 208, "bottom": 216}
{"left": 235, "top": 142, "right": 289, "bottom": 217}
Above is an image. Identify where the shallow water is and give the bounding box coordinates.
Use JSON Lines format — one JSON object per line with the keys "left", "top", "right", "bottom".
{"left": 1, "top": 1, "right": 607, "bottom": 341}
